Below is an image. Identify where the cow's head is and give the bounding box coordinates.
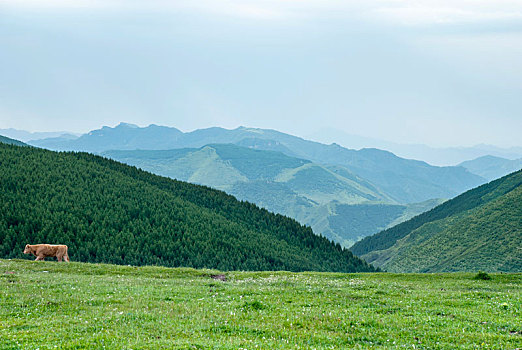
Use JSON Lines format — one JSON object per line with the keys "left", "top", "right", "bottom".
{"left": 23, "top": 244, "right": 31, "bottom": 254}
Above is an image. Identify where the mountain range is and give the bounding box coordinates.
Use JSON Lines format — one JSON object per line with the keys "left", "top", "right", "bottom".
{"left": 26, "top": 123, "right": 489, "bottom": 246}
{"left": 2, "top": 126, "right": 520, "bottom": 273}
{"left": 350, "top": 169, "right": 522, "bottom": 272}
{"left": 30, "top": 123, "right": 485, "bottom": 203}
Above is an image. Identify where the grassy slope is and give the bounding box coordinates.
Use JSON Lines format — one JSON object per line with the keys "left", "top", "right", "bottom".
{"left": 1, "top": 260, "right": 520, "bottom": 349}
{"left": 104, "top": 145, "right": 388, "bottom": 203}
{"left": 351, "top": 170, "right": 522, "bottom": 256}
{"left": 365, "top": 185, "right": 522, "bottom": 273}
{"left": 102, "top": 147, "right": 248, "bottom": 190}
{"left": 352, "top": 170, "right": 522, "bottom": 273}
{"left": 274, "top": 163, "right": 390, "bottom": 204}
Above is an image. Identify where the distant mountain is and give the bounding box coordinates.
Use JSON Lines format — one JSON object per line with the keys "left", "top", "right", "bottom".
{"left": 0, "top": 128, "right": 80, "bottom": 142}
{"left": 32, "top": 123, "right": 486, "bottom": 204}
{"left": 459, "top": 155, "right": 522, "bottom": 181}
{"left": 0, "top": 135, "right": 27, "bottom": 146}
{"left": 30, "top": 123, "right": 183, "bottom": 152}
{"left": 307, "top": 128, "right": 522, "bottom": 166}
{"left": 351, "top": 170, "right": 522, "bottom": 273}
{"left": 0, "top": 142, "right": 375, "bottom": 272}
{"left": 104, "top": 144, "right": 435, "bottom": 247}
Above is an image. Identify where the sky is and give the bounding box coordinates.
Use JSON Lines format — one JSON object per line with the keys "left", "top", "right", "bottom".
{"left": 1, "top": 0, "right": 522, "bottom": 147}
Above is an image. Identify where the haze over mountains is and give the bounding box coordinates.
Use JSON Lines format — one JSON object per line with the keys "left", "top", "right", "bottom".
{"left": 5, "top": 124, "right": 521, "bottom": 167}
{"left": 0, "top": 128, "right": 80, "bottom": 143}
{"left": 308, "top": 128, "right": 522, "bottom": 166}
{"left": 29, "top": 122, "right": 485, "bottom": 200}
{"left": 23, "top": 122, "right": 497, "bottom": 247}
{"left": 459, "top": 156, "right": 522, "bottom": 182}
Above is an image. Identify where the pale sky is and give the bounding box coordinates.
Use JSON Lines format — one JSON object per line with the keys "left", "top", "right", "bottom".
{"left": 1, "top": 0, "right": 522, "bottom": 147}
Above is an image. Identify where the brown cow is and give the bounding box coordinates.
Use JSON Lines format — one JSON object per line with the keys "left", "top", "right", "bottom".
{"left": 23, "top": 244, "right": 70, "bottom": 262}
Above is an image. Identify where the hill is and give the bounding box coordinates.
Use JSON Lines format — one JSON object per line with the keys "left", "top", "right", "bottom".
{"left": 103, "top": 145, "right": 439, "bottom": 246}
{"left": 1, "top": 260, "right": 520, "bottom": 349}
{"left": 0, "top": 134, "right": 27, "bottom": 146}
{"left": 0, "top": 143, "right": 375, "bottom": 272}
{"left": 351, "top": 170, "right": 522, "bottom": 272}
{"left": 31, "top": 123, "right": 485, "bottom": 204}
{"left": 459, "top": 155, "right": 522, "bottom": 181}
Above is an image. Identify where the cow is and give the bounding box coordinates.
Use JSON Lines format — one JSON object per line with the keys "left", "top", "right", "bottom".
{"left": 23, "top": 244, "right": 70, "bottom": 262}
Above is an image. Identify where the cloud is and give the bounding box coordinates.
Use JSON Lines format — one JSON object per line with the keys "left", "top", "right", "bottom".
{"left": 371, "top": 0, "right": 522, "bottom": 25}
{"left": 0, "top": 0, "right": 110, "bottom": 10}
{"left": 2, "top": 0, "right": 522, "bottom": 24}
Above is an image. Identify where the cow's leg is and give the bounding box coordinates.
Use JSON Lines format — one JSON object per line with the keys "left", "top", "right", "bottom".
{"left": 35, "top": 255, "right": 45, "bottom": 261}
{"left": 64, "top": 254, "right": 70, "bottom": 262}
{"left": 57, "top": 255, "right": 63, "bottom": 262}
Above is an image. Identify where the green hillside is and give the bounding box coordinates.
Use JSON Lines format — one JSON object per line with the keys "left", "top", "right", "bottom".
{"left": 104, "top": 145, "right": 436, "bottom": 247}
{"left": 351, "top": 170, "right": 522, "bottom": 272}
{"left": 0, "top": 134, "right": 26, "bottom": 146}
{"left": 0, "top": 143, "right": 375, "bottom": 272}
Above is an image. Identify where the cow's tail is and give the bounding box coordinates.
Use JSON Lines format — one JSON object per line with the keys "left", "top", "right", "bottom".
{"left": 64, "top": 246, "right": 70, "bottom": 262}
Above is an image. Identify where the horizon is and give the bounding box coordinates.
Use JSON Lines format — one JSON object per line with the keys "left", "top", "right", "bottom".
{"left": 1, "top": 0, "right": 522, "bottom": 148}
{"left": 3, "top": 121, "right": 522, "bottom": 151}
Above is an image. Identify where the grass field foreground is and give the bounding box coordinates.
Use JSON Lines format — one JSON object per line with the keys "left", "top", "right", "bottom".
{"left": 1, "top": 259, "right": 521, "bottom": 349}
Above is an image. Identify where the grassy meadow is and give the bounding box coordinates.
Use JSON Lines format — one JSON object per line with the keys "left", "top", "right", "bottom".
{"left": 1, "top": 259, "right": 520, "bottom": 349}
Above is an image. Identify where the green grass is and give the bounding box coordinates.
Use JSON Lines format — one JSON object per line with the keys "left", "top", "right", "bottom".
{"left": 1, "top": 259, "right": 521, "bottom": 349}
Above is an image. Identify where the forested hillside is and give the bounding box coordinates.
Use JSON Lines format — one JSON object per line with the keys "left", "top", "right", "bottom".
{"left": 351, "top": 170, "right": 522, "bottom": 272}
{"left": 103, "top": 145, "right": 438, "bottom": 246}
{"left": 0, "top": 143, "right": 375, "bottom": 272}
